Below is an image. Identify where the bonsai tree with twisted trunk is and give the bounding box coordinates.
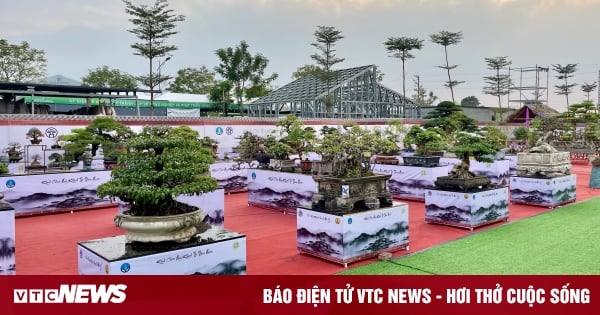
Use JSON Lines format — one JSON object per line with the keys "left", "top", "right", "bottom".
{"left": 448, "top": 131, "right": 497, "bottom": 178}
{"left": 97, "top": 125, "right": 217, "bottom": 217}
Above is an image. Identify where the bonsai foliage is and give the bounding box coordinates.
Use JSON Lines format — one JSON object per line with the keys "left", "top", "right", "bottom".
{"left": 313, "top": 122, "right": 382, "bottom": 178}
{"left": 403, "top": 125, "right": 447, "bottom": 155}
{"left": 481, "top": 125, "right": 509, "bottom": 151}
{"left": 423, "top": 101, "right": 478, "bottom": 135}
{"left": 63, "top": 117, "right": 133, "bottom": 162}
{"left": 97, "top": 125, "right": 217, "bottom": 216}
{"left": 26, "top": 127, "right": 44, "bottom": 140}
{"left": 449, "top": 132, "right": 497, "bottom": 167}
{"left": 234, "top": 131, "right": 268, "bottom": 164}
{"left": 274, "top": 114, "right": 316, "bottom": 159}
{"left": 267, "top": 141, "right": 293, "bottom": 159}
{"left": 0, "top": 162, "right": 8, "bottom": 174}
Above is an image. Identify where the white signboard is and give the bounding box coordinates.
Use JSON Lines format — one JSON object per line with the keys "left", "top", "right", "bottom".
{"left": 78, "top": 227, "right": 246, "bottom": 275}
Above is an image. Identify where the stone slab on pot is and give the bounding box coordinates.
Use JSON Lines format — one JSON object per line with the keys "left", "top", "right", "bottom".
{"left": 510, "top": 175, "right": 576, "bottom": 208}
{"left": 425, "top": 187, "right": 509, "bottom": 230}
{"left": 516, "top": 151, "right": 571, "bottom": 178}
{"left": 296, "top": 203, "right": 409, "bottom": 267}
{"left": 78, "top": 226, "right": 246, "bottom": 275}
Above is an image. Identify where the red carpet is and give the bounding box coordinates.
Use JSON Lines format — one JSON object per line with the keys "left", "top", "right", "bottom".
{"left": 15, "top": 163, "right": 598, "bottom": 275}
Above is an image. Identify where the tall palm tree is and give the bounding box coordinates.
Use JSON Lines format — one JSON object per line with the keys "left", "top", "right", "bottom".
{"left": 384, "top": 37, "right": 424, "bottom": 118}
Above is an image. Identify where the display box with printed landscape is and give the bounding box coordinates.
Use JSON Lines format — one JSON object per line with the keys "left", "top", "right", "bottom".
{"left": 296, "top": 203, "right": 409, "bottom": 267}
{"left": 247, "top": 169, "right": 316, "bottom": 215}
{"left": 372, "top": 164, "right": 449, "bottom": 201}
{"left": 424, "top": 187, "right": 509, "bottom": 230}
{"left": 510, "top": 175, "right": 576, "bottom": 208}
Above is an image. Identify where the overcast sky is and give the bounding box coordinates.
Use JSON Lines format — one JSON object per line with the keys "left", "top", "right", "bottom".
{"left": 2, "top": 0, "right": 600, "bottom": 112}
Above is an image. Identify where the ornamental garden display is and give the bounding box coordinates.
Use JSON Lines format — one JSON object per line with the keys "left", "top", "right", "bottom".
{"left": 425, "top": 131, "right": 509, "bottom": 230}
{"left": 26, "top": 127, "right": 44, "bottom": 145}
{"left": 297, "top": 122, "right": 409, "bottom": 266}
{"left": 79, "top": 125, "right": 246, "bottom": 275}
{"left": 372, "top": 119, "right": 405, "bottom": 165}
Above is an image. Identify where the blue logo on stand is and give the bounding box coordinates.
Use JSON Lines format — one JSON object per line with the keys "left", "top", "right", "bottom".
{"left": 5, "top": 179, "right": 15, "bottom": 188}
{"left": 347, "top": 218, "right": 352, "bottom": 224}
{"left": 120, "top": 263, "right": 131, "bottom": 273}
{"left": 215, "top": 127, "right": 224, "bottom": 135}
{"left": 251, "top": 172, "right": 257, "bottom": 180}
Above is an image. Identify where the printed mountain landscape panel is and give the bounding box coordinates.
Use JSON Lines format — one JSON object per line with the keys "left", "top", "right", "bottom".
{"left": 210, "top": 161, "right": 257, "bottom": 193}
{"left": 372, "top": 164, "right": 448, "bottom": 201}
{"left": 0, "top": 171, "right": 114, "bottom": 216}
{"left": 78, "top": 227, "right": 246, "bottom": 275}
{"left": 0, "top": 209, "right": 16, "bottom": 275}
{"left": 176, "top": 189, "right": 225, "bottom": 228}
{"left": 247, "top": 169, "right": 315, "bottom": 214}
{"left": 296, "top": 203, "right": 409, "bottom": 266}
{"left": 510, "top": 175, "right": 576, "bottom": 207}
{"left": 425, "top": 187, "right": 509, "bottom": 230}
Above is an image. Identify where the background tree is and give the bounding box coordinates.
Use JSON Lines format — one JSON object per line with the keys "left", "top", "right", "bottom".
{"left": 310, "top": 25, "right": 345, "bottom": 117}
{"left": 552, "top": 63, "right": 578, "bottom": 107}
{"left": 384, "top": 36, "right": 424, "bottom": 118}
{"left": 483, "top": 56, "right": 512, "bottom": 109}
{"left": 411, "top": 75, "right": 438, "bottom": 106}
{"left": 167, "top": 66, "right": 216, "bottom": 94}
{"left": 0, "top": 39, "right": 47, "bottom": 82}
{"left": 81, "top": 65, "right": 137, "bottom": 89}
{"left": 208, "top": 80, "right": 233, "bottom": 116}
{"left": 580, "top": 81, "right": 598, "bottom": 102}
{"left": 291, "top": 64, "right": 324, "bottom": 80}
{"left": 430, "top": 30, "right": 464, "bottom": 103}
{"left": 215, "top": 40, "right": 278, "bottom": 116}
{"left": 460, "top": 96, "right": 480, "bottom": 106}
{"left": 123, "top": 0, "right": 185, "bottom": 116}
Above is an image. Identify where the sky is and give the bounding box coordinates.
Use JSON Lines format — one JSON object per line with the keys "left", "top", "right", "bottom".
{"left": 2, "top": 0, "right": 600, "bottom": 112}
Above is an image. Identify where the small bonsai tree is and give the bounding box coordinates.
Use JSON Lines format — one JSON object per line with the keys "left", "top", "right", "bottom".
{"left": 267, "top": 141, "right": 294, "bottom": 160}
{"left": 26, "top": 127, "right": 44, "bottom": 143}
{"left": 448, "top": 132, "right": 497, "bottom": 178}
{"left": 403, "top": 125, "right": 447, "bottom": 155}
{"left": 273, "top": 114, "right": 317, "bottom": 160}
{"left": 4, "top": 142, "right": 23, "bottom": 163}
{"left": 48, "top": 152, "right": 64, "bottom": 168}
{"left": 97, "top": 125, "right": 218, "bottom": 217}
{"left": 63, "top": 117, "right": 133, "bottom": 163}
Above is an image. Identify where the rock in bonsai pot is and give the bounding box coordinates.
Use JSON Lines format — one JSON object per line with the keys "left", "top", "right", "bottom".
{"left": 97, "top": 125, "right": 218, "bottom": 245}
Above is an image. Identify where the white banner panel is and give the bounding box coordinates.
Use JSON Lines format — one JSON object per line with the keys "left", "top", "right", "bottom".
{"left": 0, "top": 171, "right": 114, "bottom": 216}
{"left": 372, "top": 164, "right": 448, "bottom": 200}
{"left": 210, "top": 162, "right": 257, "bottom": 193}
{"left": 425, "top": 187, "right": 509, "bottom": 229}
{"left": 167, "top": 108, "right": 200, "bottom": 117}
{"left": 247, "top": 169, "right": 315, "bottom": 214}
{"left": 510, "top": 175, "right": 576, "bottom": 207}
{"left": 78, "top": 227, "right": 246, "bottom": 275}
{"left": 297, "top": 203, "right": 409, "bottom": 265}
{"left": 0, "top": 209, "right": 16, "bottom": 275}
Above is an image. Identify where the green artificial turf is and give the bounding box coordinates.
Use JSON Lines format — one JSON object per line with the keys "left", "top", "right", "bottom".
{"left": 340, "top": 197, "right": 600, "bottom": 275}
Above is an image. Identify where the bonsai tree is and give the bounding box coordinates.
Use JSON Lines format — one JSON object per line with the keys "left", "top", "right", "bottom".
{"left": 97, "top": 125, "right": 218, "bottom": 217}
{"left": 200, "top": 136, "right": 219, "bottom": 158}
{"left": 4, "top": 142, "right": 23, "bottom": 163}
{"left": 448, "top": 132, "right": 497, "bottom": 178}
{"left": 403, "top": 125, "right": 447, "bottom": 156}
{"left": 48, "top": 152, "right": 64, "bottom": 169}
{"left": 267, "top": 141, "right": 293, "bottom": 160}
{"left": 273, "top": 114, "right": 317, "bottom": 160}
{"left": 63, "top": 117, "right": 133, "bottom": 163}
{"left": 0, "top": 162, "right": 8, "bottom": 175}
{"left": 233, "top": 131, "right": 269, "bottom": 166}
{"left": 26, "top": 127, "right": 44, "bottom": 144}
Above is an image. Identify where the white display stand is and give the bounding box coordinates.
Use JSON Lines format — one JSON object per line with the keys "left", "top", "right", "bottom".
{"left": 439, "top": 158, "right": 510, "bottom": 186}
{"left": 0, "top": 207, "right": 16, "bottom": 275}
{"left": 425, "top": 187, "right": 509, "bottom": 230}
{"left": 372, "top": 164, "right": 448, "bottom": 201}
{"left": 297, "top": 203, "right": 409, "bottom": 267}
{"left": 210, "top": 161, "right": 257, "bottom": 194}
{"left": 78, "top": 226, "right": 246, "bottom": 275}
{"left": 247, "top": 169, "right": 315, "bottom": 215}
{"left": 0, "top": 170, "right": 115, "bottom": 217}
{"left": 510, "top": 175, "right": 576, "bottom": 208}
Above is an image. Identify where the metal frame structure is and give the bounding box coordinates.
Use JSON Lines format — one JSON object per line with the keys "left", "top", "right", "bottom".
{"left": 247, "top": 65, "right": 420, "bottom": 118}
{"left": 508, "top": 65, "right": 549, "bottom": 108}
